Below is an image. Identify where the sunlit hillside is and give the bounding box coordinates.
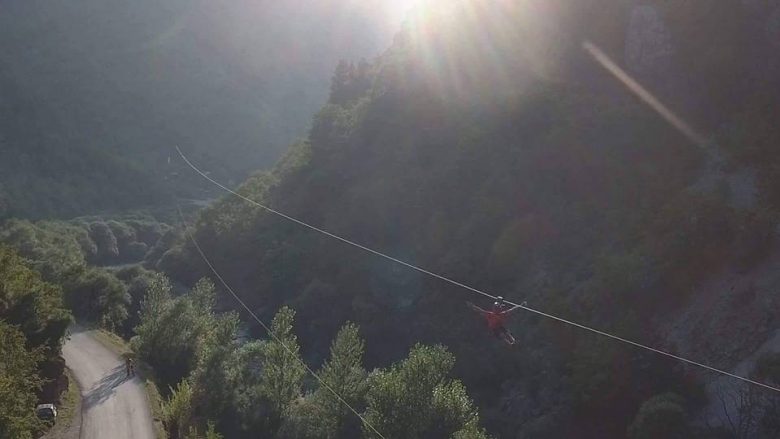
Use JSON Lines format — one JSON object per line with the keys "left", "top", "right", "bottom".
{"left": 2, "top": 1, "right": 779, "bottom": 438}
{"left": 0, "top": 0, "right": 398, "bottom": 218}
{"left": 160, "top": 0, "right": 780, "bottom": 437}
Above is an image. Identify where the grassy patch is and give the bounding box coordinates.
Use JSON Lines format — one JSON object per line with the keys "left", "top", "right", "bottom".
{"left": 144, "top": 379, "right": 167, "bottom": 439}
{"left": 59, "top": 368, "right": 81, "bottom": 427}
{"left": 93, "top": 329, "right": 167, "bottom": 439}
{"left": 92, "top": 329, "right": 131, "bottom": 356}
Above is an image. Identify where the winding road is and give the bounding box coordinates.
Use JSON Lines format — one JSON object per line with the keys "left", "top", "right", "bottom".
{"left": 62, "top": 327, "right": 155, "bottom": 439}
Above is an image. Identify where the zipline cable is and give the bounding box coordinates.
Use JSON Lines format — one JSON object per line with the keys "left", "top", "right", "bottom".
{"left": 176, "top": 146, "right": 780, "bottom": 394}
{"left": 175, "top": 206, "right": 387, "bottom": 439}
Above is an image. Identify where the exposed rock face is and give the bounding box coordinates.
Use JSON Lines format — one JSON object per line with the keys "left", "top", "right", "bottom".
{"left": 624, "top": 4, "right": 674, "bottom": 77}
{"left": 660, "top": 253, "right": 780, "bottom": 367}
{"left": 658, "top": 243, "right": 780, "bottom": 422}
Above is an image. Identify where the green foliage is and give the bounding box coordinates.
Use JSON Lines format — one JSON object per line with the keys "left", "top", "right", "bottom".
{"left": 0, "top": 322, "right": 44, "bottom": 439}
{"left": 65, "top": 267, "right": 129, "bottom": 330}
{"left": 277, "top": 398, "right": 331, "bottom": 439}
{"left": 203, "top": 422, "right": 223, "bottom": 439}
{"left": 183, "top": 422, "right": 224, "bottom": 439}
{"left": 114, "top": 265, "right": 158, "bottom": 336}
{"left": 163, "top": 379, "right": 195, "bottom": 439}
{"left": 0, "top": 217, "right": 169, "bottom": 328}
{"left": 364, "top": 344, "right": 488, "bottom": 439}
{"left": 226, "top": 340, "right": 268, "bottom": 431}
{"left": 132, "top": 275, "right": 215, "bottom": 387}
{"left": 330, "top": 60, "right": 374, "bottom": 106}
{"left": 123, "top": 3, "right": 780, "bottom": 437}
{"left": 314, "top": 323, "right": 368, "bottom": 438}
{"left": 0, "top": 0, "right": 391, "bottom": 219}
{"left": 130, "top": 273, "right": 233, "bottom": 438}
{"left": 0, "top": 245, "right": 72, "bottom": 349}
{"left": 628, "top": 393, "right": 690, "bottom": 439}
{"left": 0, "top": 246, "right": 71, "bottom": 438}
{"left": 0, "top": 219, "right": 87, "bottom": 279}
{"left": 279, "top": 322, "right": 368, "bottom": 439}
{"left": 190, "top": 312, "right": 240, "bottom": 420}
{"left": 133, "top": 291, "right": 490, "bottom": 439}
{"left": 260, "top": 307, "right": 307, "bottom": 416}
{"left": 89, "top": 222, "right": 120, "bottom": 263}
{"left": 163, "top": 12, "right": 734, "bottom": 434}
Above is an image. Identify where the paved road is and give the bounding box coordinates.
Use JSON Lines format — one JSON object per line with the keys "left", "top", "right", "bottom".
{"left": 62, "top": 327, "right": 155, "bottom": 439}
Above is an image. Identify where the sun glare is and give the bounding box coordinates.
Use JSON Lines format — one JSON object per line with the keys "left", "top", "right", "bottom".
{"left": 385, "top": 0, "right": 424, "bottom": 26}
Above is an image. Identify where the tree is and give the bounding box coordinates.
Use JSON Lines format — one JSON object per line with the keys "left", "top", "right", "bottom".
{"left": 277, "top": 397, "right": 330, "bottom": 439}
{"left": 628, "top": 393, "right": 690, "bottom": 439}
{"left": 712, "top": 355, "right": 780, "bottom": 439}
{"left": 260, "top": 307, "right": 307, "bottom": 424}
{"left": 0, "top": 220, "right": 86, "bottom": 280}
{"left": 88, "top": 222, "right": 120, "bottom": 264}
{"left": 163, "top": 379, "right": 195, "bottom": 439}
{"left": 363, "top": 344, "right": 489, "bottom": 439}
{"left": 229, "top": 307, "right": 306, "bottom": 433}
{"left": 279, "top": 322, "right": 368, "bottom": 439}
{"left": 0, "top": 245, "right": 71, "bottom": 349}
{"left": 115, "top": 266, "right": 157, "bottom": 337}
{"left": 330, "top": 60, "right": 355, "bottom": 105}
{"left": 227, "top": 340, "right": 267, "bottom": 431}
{"left": 314, "top": 322, "right": 368, "bottom": 437}
{"left": 65, "top": 267, "right": 129, "bottom": 329}
{"left": 0, "top": 245, "right": 71, "bottom": 409}
{"left": 0, "top": 322, "right": 43, "bottom": 439}
{"left": 183, "top": 422, "right": 224, "bottom": 439}
{"left": 131, "top": 273, "right": 173, "bottom": 370}
{"left": 132, "top": 275, "right": 213, "bottom": 387}
{"left": 190, "top": 312, "right": 240, "bottom": 421}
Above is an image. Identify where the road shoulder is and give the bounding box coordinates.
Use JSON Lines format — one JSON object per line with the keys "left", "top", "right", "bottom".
{"left": 41, "top": 367, "right": 81, "bottom": 439}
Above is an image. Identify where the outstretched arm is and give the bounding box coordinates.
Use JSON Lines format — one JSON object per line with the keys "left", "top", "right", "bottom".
{"left": 501, "top": 304, "right": 523, "bottom": 315}
{"left": 467, "top": 302, "right": 489, "bottom": 315}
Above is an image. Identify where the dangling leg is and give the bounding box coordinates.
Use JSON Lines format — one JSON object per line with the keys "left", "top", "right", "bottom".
{"left": 498, "top": 326, "right": 516, "bottom": 345}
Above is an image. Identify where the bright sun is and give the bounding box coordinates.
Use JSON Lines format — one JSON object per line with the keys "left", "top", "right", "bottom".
{"left": 384, "top": 0, "right": 424, "bottom": 26}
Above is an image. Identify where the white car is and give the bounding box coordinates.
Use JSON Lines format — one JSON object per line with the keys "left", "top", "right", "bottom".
{"left": 36, "top": 404, "right": 57, "bottom": 421}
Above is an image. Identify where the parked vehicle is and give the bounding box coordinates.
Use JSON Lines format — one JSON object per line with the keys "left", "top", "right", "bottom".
{"left": 36, "top": 404, "right": 57, "bottom": 421}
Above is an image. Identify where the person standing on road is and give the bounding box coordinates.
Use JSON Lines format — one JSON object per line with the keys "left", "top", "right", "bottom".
{"left": 126, "top": 357, "right": 135, "bottom": 377}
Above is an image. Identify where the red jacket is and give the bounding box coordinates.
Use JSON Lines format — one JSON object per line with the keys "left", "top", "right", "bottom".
{"left": 485, "top": 311, "right": 507, "bottom": 329}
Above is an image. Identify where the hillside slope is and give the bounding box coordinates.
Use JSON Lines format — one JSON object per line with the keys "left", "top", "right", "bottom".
{"left": 0, "top": 0, "right": 396, "bottom": 218}
{"left": 162, "top": 1, "right": 780, "bottom": 437}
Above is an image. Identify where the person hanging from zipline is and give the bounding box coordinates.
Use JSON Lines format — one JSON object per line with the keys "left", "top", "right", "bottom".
{"left": 467, "top": 297, "right": 521, "bottom": 345}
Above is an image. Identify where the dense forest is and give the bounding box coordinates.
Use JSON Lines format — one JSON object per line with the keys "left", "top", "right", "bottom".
{"left": 0, "top": 246, "right": 71, "bottom": 439}
{"left": 130, "top": 274, "right": 489, "bottom": 438}
{"left": 155, "top": 0, "right": 780, "bottom": 437}
{"left": 0, "top": 0, "right": 396, "bottom": 219}
{"left": 2, "top": 0, "right": 780, "bottom": 438}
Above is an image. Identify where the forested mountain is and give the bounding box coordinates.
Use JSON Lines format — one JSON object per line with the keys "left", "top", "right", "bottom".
{"left": 3, "top": 0, "right": 779, "bottom": 438}
{"left": 0, "top": 0, "right": 398, "bottom": 219}
{"left": 155, "top": 0, "right": 780, "bottom": 437}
